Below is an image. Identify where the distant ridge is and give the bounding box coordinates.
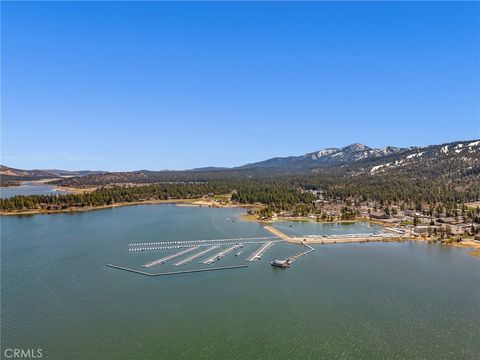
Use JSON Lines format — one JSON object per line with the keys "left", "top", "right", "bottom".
{"left": 44, "top": 169, "right": 106, "bottom": 177}
{"left": 189, "top": 167, "right": 229, "bottom": 171}
{"left": 0, "top": 165, "right": 106, "bottom": 182}
{"left": 2, "top": 139, "right": 479, "bottom": 185}
{"left": 237, "top": 143, "right": 407, "bottom": 170}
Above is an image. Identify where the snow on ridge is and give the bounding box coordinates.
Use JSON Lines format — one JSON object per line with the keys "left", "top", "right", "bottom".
{"left": 370, "top": 164, "right": 385, "bottom": 174}
{"left": 406, "top": 152, "right": 424, "bottom": 160}
{"left": 370, "top": 162, "right": 394, "bottom": 174}
{"left": 316, "top": 148, "right": 337, "bottom": 157}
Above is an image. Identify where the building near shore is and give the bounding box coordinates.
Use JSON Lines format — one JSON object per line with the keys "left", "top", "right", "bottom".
{"left": 369, "top": 211, "right": 390, "bottom": 220}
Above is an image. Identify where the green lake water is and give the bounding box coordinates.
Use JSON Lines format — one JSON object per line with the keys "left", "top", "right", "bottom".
{"left": 1, "top": 205, "right": 479, "bottom": 359}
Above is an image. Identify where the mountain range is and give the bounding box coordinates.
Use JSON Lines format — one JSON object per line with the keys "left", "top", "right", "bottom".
{"left": 236, "top": 143, "right": 406, "bottom": 170}
{"left": 1, "top": 139, "right": 479, "bottom": 184}
{"left": 234, "top": 140, "right": 480, "bottom": 176}
{"left": 0, "top": 166, "right": 104, "bottom": 182}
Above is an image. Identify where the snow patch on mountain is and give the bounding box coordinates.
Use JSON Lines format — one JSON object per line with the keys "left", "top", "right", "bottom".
{"left": 406, "top": 152, "right": 424, "bottom": 159}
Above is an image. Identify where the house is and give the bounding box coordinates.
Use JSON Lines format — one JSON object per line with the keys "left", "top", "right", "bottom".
{"left": 404, "top": 210, "right": 421, "bottom": 217}
{"left": 369, "top": 211, "right": 390, "bottom": 220}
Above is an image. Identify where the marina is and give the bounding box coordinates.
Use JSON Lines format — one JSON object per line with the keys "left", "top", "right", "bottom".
{"left": 246, "top": 241, "right": 274, "bottom": 262}
{"left": 173, "top": 245, "right": 220, "bottom": 266}
{"left": 202, "top": 244, "right": 243, "bottom": 264}
{"left": 142, "top": 247, "right": 198, "bottom": 268}
{"left": 128, "top": 225, "right": 406, "bottom": 272}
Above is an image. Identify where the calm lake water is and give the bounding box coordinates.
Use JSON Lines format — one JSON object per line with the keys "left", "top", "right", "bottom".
{"left": 1, "top": 205, "right": 479, "bottom": 359}
{"left": 0, "top": 182, "right": 69, "bottom": 199}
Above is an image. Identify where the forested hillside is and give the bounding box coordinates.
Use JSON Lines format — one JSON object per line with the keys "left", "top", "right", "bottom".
{"left": 1, "top": 139, "right": 479, "bottom": 214}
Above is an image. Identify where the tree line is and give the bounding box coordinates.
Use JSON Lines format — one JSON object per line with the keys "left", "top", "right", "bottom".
{"left": 1, "top": 173, "right": 479, "bottom": 216}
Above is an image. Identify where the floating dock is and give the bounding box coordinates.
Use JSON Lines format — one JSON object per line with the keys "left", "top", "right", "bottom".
{"left": 384, "top": 227, "right": 406, "bottom": 234}
{"left": 264, "top": 225, "right": 405, "bottom": 244}
{"left": 107, "top": 264, "right": 248, "bottom": 277}
{"left": 129, "top": 236, "right": 278, "bottom": 247}
{"left": 129, "top": 241, "right": 275, "bottom": 252}
{"left": 202, "top": 244, "right": 243, "bottom": 264}
{"left": 303, "top": 232, "right": 399, "bottom": 239}
{"left": 142, "top": 247, "right": 198, "bottom": 268}
{"left": 173, "top": 245, "right": 220, "bottom": 266}
{"left": 246, "top": 241, "right": 274, "bottom": 262}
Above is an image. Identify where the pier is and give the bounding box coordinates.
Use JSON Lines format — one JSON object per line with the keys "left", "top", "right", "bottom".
{"left": 202, "top": 244, "right": 243, "bottom": 264}
{"left": 143, "top": 247, "right": 198, "bottom": 268}
{"left": 263, "top": 226, "right": 293, "bottom": 241}
{"left": 384, "top": 227, "right": 405, "bottom": 234}
{"left": 246, "top": 241, "right": 274, "bottom": 262}
{"left": 107, "top": 264, "right": 248, "bottom": 277}
{"left": 288, "top": 242, "right": 315, "bottom": 262}
{"left": 173, "top": 245, "right": 219, "bottom": 266}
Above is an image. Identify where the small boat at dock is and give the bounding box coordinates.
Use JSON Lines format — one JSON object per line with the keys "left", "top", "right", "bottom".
{"left": 270, "top": 259, "right": 291, "bottom": 268}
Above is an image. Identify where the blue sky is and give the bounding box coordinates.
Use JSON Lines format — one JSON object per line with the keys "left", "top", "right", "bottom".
{"left": 2, "top": 1, "right": 479, "bottom": 171}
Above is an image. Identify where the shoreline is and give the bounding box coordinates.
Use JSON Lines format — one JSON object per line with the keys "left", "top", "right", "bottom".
{"left": 239, "top": 212, "right": 392, "bottom": 227}
{"left": 0, "top": 198, "right": 200, "bottom": 216}
{"left": 51, "top": 185, "right": 96, "bottom": 194}
{"left": 0, "top": 180, "right": 94, "bottom": 195}
{"left": 2, "top": 197, "right": 479, "bottom": 257}
{"left": 0, "top": 198, "right": 260, "bottom": 216}
{"left": 42, "top": 179, "right": 97, "bottom": 194}
{"left": 262, "top": 225, "right": 480, "bottom": 257}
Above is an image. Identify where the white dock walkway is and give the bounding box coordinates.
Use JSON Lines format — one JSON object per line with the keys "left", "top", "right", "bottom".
{"left": 142, "top": 247, "right": 198, "bottom": 268}
{"left": 202, "top": 244, "right": 243, "bottom": 265}
{"left": 246, "top": 242, "right": 274, "bottom": 262}
{"left": 173, "top": 246, "right": 220, "bottom": 266}
{"left": 129, "top": 236, "right": 278, "bottom": 247}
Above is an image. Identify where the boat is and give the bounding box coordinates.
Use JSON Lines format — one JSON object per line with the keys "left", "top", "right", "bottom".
{"left": 235, "top": 251, "right": 242, "bottom": 257}
{"left": 270, "top": 259, "right": 291, "bottom": 268}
